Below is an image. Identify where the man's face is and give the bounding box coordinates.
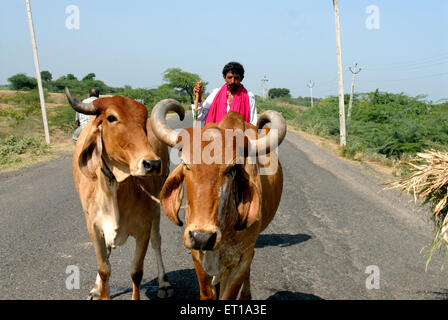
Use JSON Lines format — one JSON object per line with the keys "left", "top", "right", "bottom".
{"left": 223, "top": 71, "right": 242, "bottom": 90}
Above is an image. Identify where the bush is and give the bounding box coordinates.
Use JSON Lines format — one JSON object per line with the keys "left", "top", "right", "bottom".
{"left": 8, "top": 73, "right": 37, "bottom": 90}
{"left": 48, "top": 104, "right": 77, "bottom": 133}
{"left": 268, "top": 88, "right": 290, "bottom": 99}
{"left": 257, "top": 99, "right": 298, "bottom": 120}
{"left": 295, "top": 90, "right": 448, "bottom": 159}
{"left": 0, "top": 135, "right": 49, "bottom": 164}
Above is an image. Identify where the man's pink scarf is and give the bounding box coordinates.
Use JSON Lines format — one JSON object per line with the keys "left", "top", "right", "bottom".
{"left": 205, "top": 84, "right": 250, "bottom": 125}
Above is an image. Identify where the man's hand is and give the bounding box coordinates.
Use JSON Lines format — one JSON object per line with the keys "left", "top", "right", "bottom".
{"left": 193, "top": 81, "right": 203, "bottom": 103}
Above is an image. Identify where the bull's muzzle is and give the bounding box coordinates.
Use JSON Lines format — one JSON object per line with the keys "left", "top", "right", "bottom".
{"left": 142, "top": 159, "right": 161, "bottom": 174}
{"left": 189, "top": 231, "right": 217, "bottom": 251}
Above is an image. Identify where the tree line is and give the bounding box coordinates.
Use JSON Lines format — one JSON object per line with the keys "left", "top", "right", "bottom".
{"left": 6, "top": 69, "right": 306, "bottom": 109}
{"left": 6, "top": 68, "right": 207, "bottom": 109}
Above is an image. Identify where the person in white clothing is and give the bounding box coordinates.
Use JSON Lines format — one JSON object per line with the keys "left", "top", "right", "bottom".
{"left": 72, "top": 88, "right": 99, "bottom": 145}
{"left": 192, "top": 62, "right": 257, "bottom": 126}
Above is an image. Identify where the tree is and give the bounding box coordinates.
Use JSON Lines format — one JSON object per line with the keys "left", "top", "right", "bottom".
{"left": 163, "top": 68, "right": 207, "bottom": 104}
{"left": 40, "top": 70, "right": 52, "bottom": 82}
{"left": 66, "top": 73, "right": 77, "bottom": 81}
{"left": 268, "top": 88, "right": 290, "bottom": 99}
{"left": 8, "top": 73, "right": 37, "bottom": 90}
{"left": 82, "top": 73, "right": 96, "bottom": 81}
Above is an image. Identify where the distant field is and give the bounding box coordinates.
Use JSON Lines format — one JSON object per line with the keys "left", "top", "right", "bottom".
{"left": 1, "top": 89, "right": 447, "bottom": 176}
{"left": 257, "top": 92, "right": 448, "bottom": 176}
{"left": 0, "top": 90, "right": 74, "bottom": 172}
{"left": 0, "top": 89, "right": 188, "bottom": 172}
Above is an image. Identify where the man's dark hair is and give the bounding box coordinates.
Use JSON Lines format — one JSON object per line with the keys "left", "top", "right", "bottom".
{"left": 89, "top": 88, "right": 100, "bottom": 98}
{"left": 222, "top": 62, "right": 245, "bottom": 80}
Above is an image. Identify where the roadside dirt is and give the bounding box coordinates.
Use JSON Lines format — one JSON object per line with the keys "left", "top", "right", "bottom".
{"left": 287, "top": 126, "right": 396, "bottom": 179}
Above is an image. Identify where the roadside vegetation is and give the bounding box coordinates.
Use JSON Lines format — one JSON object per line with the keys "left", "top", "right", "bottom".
{"left": 258, "top": 90, "right": 448, "bottom": 177}
{"left": 0, "top": 89, "right": 74, "bottom": 168}
{"left": 6, "top": 68, "right": 203, "bottom": 112}
{"left": 0, "top": 68, "right": 205, "bottom": 171}
{"left": 258, "top": 89, "right": 448, "bottom": 265}
{"left": 2, "top": 69, "right": 447, "bottom": 177}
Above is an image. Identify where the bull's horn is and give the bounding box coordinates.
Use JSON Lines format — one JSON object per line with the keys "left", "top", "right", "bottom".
{"left": 248, "top": 110, "right": 287, "bottom": 156}
{"left": 150, "top": 99, "right": 185, "bottom": 147}
{"left": 65, "top": 87, "right": 96, "bottom": 115}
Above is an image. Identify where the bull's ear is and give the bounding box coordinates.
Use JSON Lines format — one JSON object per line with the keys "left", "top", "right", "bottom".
{"left": 160, "top": 164, "right": 184, "bottom": 226}
{"left": 234, "top": 172, "right": 261, "bottom": 230}
{"left": 78, "top": 120, "right": 103, "bottom": 180}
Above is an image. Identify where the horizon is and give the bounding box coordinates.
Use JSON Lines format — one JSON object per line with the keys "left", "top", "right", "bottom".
{"left": 1, "top": 1, "right": 447, "bottom": 101}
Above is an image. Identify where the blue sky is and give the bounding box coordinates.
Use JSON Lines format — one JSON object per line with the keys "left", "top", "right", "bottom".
{"left": 1, "top": 0, "right": 447, "bottom": 101}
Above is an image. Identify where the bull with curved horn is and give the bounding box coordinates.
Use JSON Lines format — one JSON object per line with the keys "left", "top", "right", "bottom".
{"left": 66, "top": 88, "right": 184, "bottom": 300}
{"left": 151, "top": 99, "right": 286, "bottom": 300}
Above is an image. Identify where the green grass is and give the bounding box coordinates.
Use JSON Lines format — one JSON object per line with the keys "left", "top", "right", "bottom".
{"left": 293, "top": 91, "right": 448, "bottom": 163}
{"left": 0, "top": 135, "right": 49, "bottom": 165}
{"left": 0, "top": 90, "right": 74, "bottom": 167}
{"left": 47, "top": 104, "right": 77, "bottom": 133}
{"left": 257, "top": 98, "right": 301, "bottom": 121}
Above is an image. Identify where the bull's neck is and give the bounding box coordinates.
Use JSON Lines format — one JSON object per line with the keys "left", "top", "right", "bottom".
{"left": 100, "top": 154, "right": 116, "bottom": 185}
{"left": 96, "top": 157, "right": 120, "bottom": 228}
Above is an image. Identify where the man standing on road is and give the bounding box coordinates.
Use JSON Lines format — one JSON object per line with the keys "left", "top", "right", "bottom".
{"left": 72, "top": 88, "right": 99, "bottom": 145}
{"left": 192, "top": 61, "right": 258, "bottom": 126}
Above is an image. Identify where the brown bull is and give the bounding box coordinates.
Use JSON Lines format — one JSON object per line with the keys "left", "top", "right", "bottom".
{"left": 150, "top": 99, "right": 286, "bottom": 299}
{"left": 66, "top": 88, "right": 183, "bottom": 300}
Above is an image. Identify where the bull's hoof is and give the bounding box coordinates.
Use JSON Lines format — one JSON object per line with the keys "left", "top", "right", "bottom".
{"left": 87, "top": 292, "right": 100, "bottom": 300}
{"left": 157, "top": 285, "right": 174, "bottom": 299}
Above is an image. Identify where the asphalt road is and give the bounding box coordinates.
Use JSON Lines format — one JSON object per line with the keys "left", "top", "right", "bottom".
{"left": 0, "top": 113, "right": 447, "bottom": 300}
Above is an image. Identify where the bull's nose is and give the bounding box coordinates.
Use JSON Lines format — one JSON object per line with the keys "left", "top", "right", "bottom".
{"left": 142, "top": 159, "right": 161, "bottom": 174}
{"left": 189, "top": 231, "right": 217, "bottom": 251}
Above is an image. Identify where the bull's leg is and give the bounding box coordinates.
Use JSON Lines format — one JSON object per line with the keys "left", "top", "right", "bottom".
{"left": 151, "top": 208, "right": 174, "bottom": 298}
{"left": 219, "top": 250, "right": 254, "bottom": 300}
{"left": 239, "top": 269, "right": 252, "bottom": 300}
{"left": 191, "top": 250, "right": 216, "bottom": 300}
{"left": 88, "top": 223, "right": 112, "bottom": 300}
{"left": 130, "top": 234, "right": 150, "bottom": 300}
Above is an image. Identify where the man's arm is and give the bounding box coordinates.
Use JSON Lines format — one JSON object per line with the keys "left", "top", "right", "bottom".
{"left": 75, "top": 112, "right": 80, "bottom": 127}
{"left": 191, "top": 88, "right": 218, "bottom": 121}
{"left": 249, "top": 92, "right": 258, "bottom": 126}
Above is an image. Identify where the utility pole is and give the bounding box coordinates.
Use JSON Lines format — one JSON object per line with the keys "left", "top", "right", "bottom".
{"left": 25, "top": 0, "right": 50, "bottom": 144}
{"left": 261, "top": 75, "right": 269, "bottom": 99}
{"left": 307, "top": 81, "right": 315, "bottom": 107}
{"left": 333, "top": 0, "right": 346, "bottom": 146}
{"left": 347, "top": 63, "right": 361, "bottom": 119}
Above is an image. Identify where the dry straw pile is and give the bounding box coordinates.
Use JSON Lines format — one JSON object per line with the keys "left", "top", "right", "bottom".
{"left": 386, "top": 150, "right": 448, "bottom": 269}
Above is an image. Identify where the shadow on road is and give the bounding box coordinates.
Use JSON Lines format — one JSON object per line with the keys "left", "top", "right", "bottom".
{"left": 267, "top": 291, "right": 324, "bottom": 300}
{"left": 255, "top": 233, "right": 311, "bottom": 249}
{"left": 110, "top": 268, "right": 324, "bottom": 301}
{"left": 109, "top": 269, "right": 199, "bottom": 300}
{"left": 110, "top": 232, "right": 312, "bottom": 300}
{"left": 144, "top": 269, "right": 199, "bottom": 300}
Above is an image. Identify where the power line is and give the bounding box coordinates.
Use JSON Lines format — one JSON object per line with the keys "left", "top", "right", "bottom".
{"left": 261, "top": 75, "right": 268, "bottom": 99}
{"left": 366, "top": 52, "right": 448, "bottom": 69}
{"left": 348, "top": 63, "right": 361, "bottom": 119}
{"left": 365, "top": 58, "right": 448, "bottom": 72}
{"left": 362, "top": 71, "right": 448, "bottom": 83}
{"left": 306, "top": 80, "right": 315, "bottom": 107}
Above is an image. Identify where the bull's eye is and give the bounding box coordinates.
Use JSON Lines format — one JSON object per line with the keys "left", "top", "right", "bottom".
{"left": 107, "top": 115, "right": 118, "bottom": 123}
